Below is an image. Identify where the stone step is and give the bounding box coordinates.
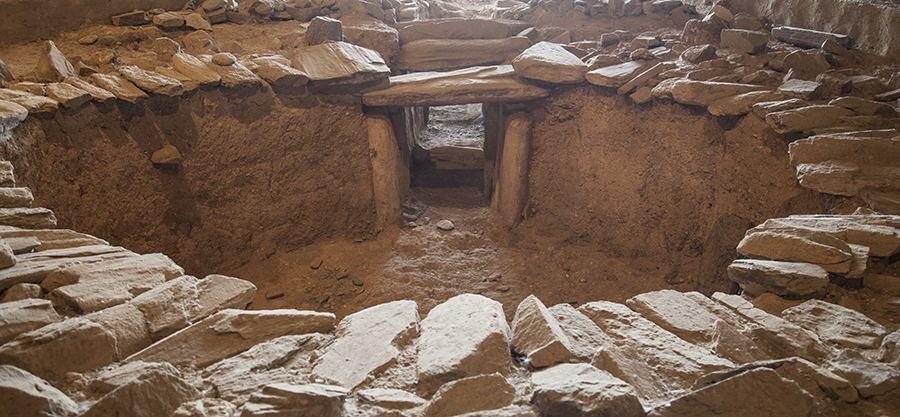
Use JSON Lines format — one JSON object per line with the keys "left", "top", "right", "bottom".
{"left": 0, "top": 207, "right": 56, "bottom": 229}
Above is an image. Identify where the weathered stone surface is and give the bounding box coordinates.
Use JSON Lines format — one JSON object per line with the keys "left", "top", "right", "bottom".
{"left": 0, "top": 365, "right": 78, "bottom": 417}
{"left": 0, "top": 283, "right": 41, "bottom": 302}
{"left": 63, "top": 77, "right": 115, "bottom": 104}
{"left": 511, "top": 42, "right": 587, "bottom": 84}
{"left": 313, "top": 300, "right": 417, "bottom": 389}
{"left": 720, "top": 29, "right": 769, "bottom": 54}
{"left": 531, "top": 363, "right": 644, "bottom": 417}
{"left": 0, "top": 100, "right": 28, "bottom": 137}
{"left": 782, "top": 299, "right": 887, "bottom": 349}
{"left": 649, "top": 368, "right": 814, "bottom": 417}
{"left": 211, "top": 53, "right": 236, "bottom": 66}
{"left": 151, "top": 145, "right": 183, "bottom": 164}
{"left": 44, "top": 82, "right": 91, "bottom": 109}
{"left": 547, "top": 303, "right": 613, "bottom": 362}
{"left": 0, "top": 188, "right": 30, "bottom": 209}
{"left": 358, "top": 388, "right": 426, "bottom": 410}
{"left": 751, "top": 216, "right": 900, "bottom": 258}
{"left": 44, "top": 253, "right": 183, "bottom": 313}
{"left": 424, "top": 374, "right": 515, "bottom": 417}
{"left": 727, "top": 259, "right": 829, "bottom": 298}
{"left": 681, "top": 44, "right": 717, "bottom": 64}
{"left": 417, "top": 294, "right": 511, "bottom": 395}
{"left": 185, "top": 13, "right": 212, "bottom": 31}
{"left": 618, "top": 62, "right": 676, "bottom": 95}
{"left": 795, "top": 161, "right": 900, "bottom": 197}
{"left": 153, "top": 12, "right": 186, "bottom": 28}
{"left": 172, "top": 398, "right": 237, "bottom": 417}
{"left": 737, "top": 228, "right": 853, "bottom": 272}
{"left": 783, "top": 49, "right": 831, "bottom": 81}
{"left": 829, "top": 350, "right": 900, "bottom": 398}
{"left": 397, "top": 37, "right": 531, "bottom": 72}
{"left": 671, "top": 80, "right": 769, "bottom": 106}
{"left": 112, "top": 11, "right": 150, "bottom": 26}
{"left": 511, "top": 295, "right": 572, "bottom": 368}
{"left": 772, "top": 26, "right": 852, "bottom": 49}
{"left": 362, "top": 65, "right": 548, "bottom": 107}
{"left": 0, "top": 242, "right": 14, "bottom": 269}
{"left": 241, "top": 383, "right": 348, "bottom": 417}
{"left": 830, "top": 96, "right": 899, "bottom": 117}
{"left": 0, "top": 298, "right": 60, "bottom": 345}
{"left": 127, "top": 309, "right": 335, "bottom": 368}
{"left": 682, "top": 15, "right": 728, "bottom": 45}
{"left": 707, "top": 90, "right": 788, "bottom": 116}
{"left": 118, "top": 65, "right": 184, "bottom": 96}
{"left": 395, "top": 18, "right": 523, "bottom": 44}
{"left": 254, "top": 57, "right": 310, "bottom": 89}
{"left": 201, "top": 57, "right": 261, "bottom": 89}
{"left": 0, "top": 227, "right": 108, "bottom": 252}
{"left": 0, "top": 317, "right": 117, "bottom": 381}
{"left": 585, "top": 61, "right": 646, "bottom": 88}
{"left": 307, "top": 16, "right": 343, "bottom": 46}
{"left": 0, "top": 162, "right": 13, "bottom": 187}
{"left": 789, "top": 134, "right": 900, "bottom": 170}
{"left": 292, "top": 42, "right": 389, "bottom": 93}
{"left": 35, "top": 41, "right": 75, "bottom": 83}
{"left": 89, "top": 73, "right": 149, "bottom": 103}
{"left": 0, "top": 245, "right": 128, "bottom": 291}
{"left": 0, "top": 89, "right": 59, "bottom": 114}
{"left": 173, "top": 53, "right": 222, "bottom": 87}
{"left": 154, "top": 67, "right": 199, "bottom": 92}
{"left": 778, "top": 79, "right": 823, "bottom": 101}
{"left": 0, "top": 208, "right": 57, "bottom": 229}
{"left": 751, "top": 98, "right": 809, "bottom": 119}
{"left": 580, "top": 301, "right": 734, "bottom": 407}
{"left": 83, "top": 361, "right": 199, "bottom": 417}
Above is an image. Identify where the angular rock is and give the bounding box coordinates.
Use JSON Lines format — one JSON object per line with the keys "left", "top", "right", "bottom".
{"left": 185, "top": 13, "right": 212, "bottom": 31}
{"left": 766, "top": 105, "right": 858, "bottom": 134}
{"left": 511, "top": 295, "right": 572, "bottom": 368}
{"left": 307, "top": 16, "right": 343, "bottom": 46}
{"left": 35, "top": 41, "right": 75, "bottom": 83}
{"left": 241, "top": 383, "right": 348, "bottom": 417}
{"left": 118, "top": 65, "right": 184, "bottom": 96}
{"left": 397, "top": 37, "right": 531, "bottom": 72}
{"left": 362, "top": 65, "right": 548, "bottom": 107}
{"left": 682, "top": 16, "right": 729, "bottom": 45}
{"left": 511, "top": 42, "right": 587, "bottom": 84}
{"left": 0, "top": 227, "right": 107, "bottom": 252}
{"left": 417, "top": 294, "right": 511, "bottom": 395}
{"left": 154, "top": 67, "right": 199, "bottom": 92}
{"left": 829, "top": 350, "right": 900, "bottom": 398}
{"left": 152, "top": 37, "right": 182, "bottom": 61}
{"left": 89, "top": 73, "right": 149, "bottom": 103}
{"left": 778, "top": 79, "right": 823, "bottom": 101}
{"left": 648, "top": 368, "right": 814, "bottom": 417}
{"left": 153, "top": 12, "right": 186, "bottom": 28}
{"left": 547, "top": 303, "right": 613, "bottom": 362}
{"left": 531, "top": 363, "right": 643, "bottom": 417}
{"left": 395, "top": 18, "right": 522, "bottom": 44}
{"left": 0, "top": 208, "right": 57, "bottom": 229}
{"left": 783, "top": 49, "right": 831, "bottom": 81}
{"left": 707, "top": 90, "right": 788, "bottom": 116}
{"left": 829, "top": 96, "right": 898, "bottom": 117}
{"left": 671, "top": 80, "right": 768, "bottom": 106}
{"left": 772, "top": 26, "right": 852, "bottom": 49}
{"left": 0, "top": 162, "right": 12, "bottom": 187}
{"left": 737, "top": 227, "right": 853, "bottom": 272}
{"left": 782, "top": 299, "right": 887, "bottom": 349}
{"left": 44, "top": 82, "right": 90, "bottom": 109}
{"left": 112, "top": 11, "right": 150, "bottom": 26}
{"left": 727, "top": 259, "right": 829, "bottom": 298}
{"left": 83, "top": 361, "right": 199, "bottom": 417}
{"left": 291, "top": 42, "right": 389, "bottom": 93}
{"left": 751, "top": 98, "right": 809, "bottom": 119}
{"left": 618, "top": 62, "right": 676, "bottom": 95}
{"left": 202, "top": 57, "right": 261, "bottom": 89}
{"left": 358, "top": 388, "right": 426, "bottom": 410}
{"left": 0, "top": 100, "right": 27, "bottom": 138}
{"left": 0, "top": 365, "right": 78, "bottom": 417}
{"left": 254, "top": 57, "right": 310, "bottom": 89}
{"left": 0, "top": 283, "right": 41, "bottom": 301}
{"left": 151, "top": 144, "right": 183, "bottom": 164}
{"left": 0, "top": 242, "right": 13, "bottom": 269}
{"left": 127, "top": 309, "right": 335, "bottom": 368}
{"left": 0, "top": 298, "right": 60, "bottom": 345}
{"left": 585, "top": 61, "right": 646, "bottom": 88}
{"left": 681, "top": 44, "right": 717, "bottom": 64}
{"left": 0, "top": 245, "right": 128, "bottom": 291}
{"left": 172, "top": 53, "right": 222, "bottom": 87}
{"left": 795, "top": 162, "right": 900, "bottom": 197}
{"left": 749, "top": 215, "right": 900, "bottom": 258}
{"left": 720, "top": 29, "right": 769, "bottom": 54}
{"left": 0, "top": 58, "right": 11, "bottom": 83}
{"left": 425, "top": 373, "right": 515, "bottom": 417}
{"left": 172, "top": 398, "right": 238, "bottom": 417}
{"left": 313, "top": 300, "right": 417, "bottom": 389}
{"left": 0, "top": 89, "right": 59, "bottom": 114}
{"left": 0, "top": 188, "right": 32, "bottom": 208}
{"left": 626, "top": 290, "right": 730, "bottom": 347}
{"left": 63, "top": 77, "right": 115, "bottom": 104}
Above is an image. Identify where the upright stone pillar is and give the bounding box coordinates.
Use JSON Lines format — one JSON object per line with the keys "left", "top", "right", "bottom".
{"left": 367, "top": 115, "right": 405, "bottom": 229}
{"left": 495, "top": 112, "right": 531, "bottom": 227}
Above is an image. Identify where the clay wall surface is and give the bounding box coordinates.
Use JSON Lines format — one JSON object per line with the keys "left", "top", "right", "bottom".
{"left": 0, "top": 0, "right": 187, "bottom": 47}
{"left": 0, "top": 89, "right": 376, "bottom": 276}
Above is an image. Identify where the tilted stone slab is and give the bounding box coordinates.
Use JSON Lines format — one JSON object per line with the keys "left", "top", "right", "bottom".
{"left": 585, "top": 61, "right": 646, "bottom": 88}
{"left": 0, "top": 207, "right": 56, "bottom": 229}
{"left": 579, "top": 301, "right": 734, "bottom": 407}
{"left": 0, "top": 226, "right": 109, "bottom": 252}
{"left": 292, "top": 41, "right": 389, "bottom": 93}
{"left": 0, "top": 365, "right": 78, "bottom": 417}
{"left": 765, "top": 105, "right": 857, "bottom": 134}
{"left": 254, "top": 58, "right": 310, "bottom": 89}
{"left": 796, "top": 161, "right": 900, "bottom": 197}
{"left": 511, "top": 42, "right": 587, "bottom": 84}
{"left": 0, "top": 188, "right": 33, "bottom": 208}
{"left": 749, "top": 217, "right": 900, "bottom": 257}
{"left": 828, "top": 350, "right": 900, "bottom": 398}
{"left": 424, "top": 373, "right": 515, "bottom": 417}
{"left": 89, "top": 73, "right": 149, "bottom": 103}
{"left": 671, "top": 80, "right": 769, "bottom": 106}
{"left": 241, "top": 383, "right": 348, "bottom": 417}
{"left": 362, "top": 65, "right": 549, "bottom": 107}
{"left": 772, "top": 26, "right": 851, "bottom": 49}
{"left": 511, "top": 295, "right": 572, "bottom": 368}
{"left": 357, "top": 388, "right": 426, "bottom": 410}
{"left": 126, "top": 309, "right": 335, "bottom": 368}
{"left": 737, "top": 228, "right": 853, "bottom": 273}
{"left": 547, "top": 303, "right": 614, "bottom": 362}
{"left": 417, "top": 294, "right": 511, "bottom": 396}
{"left": 0, "top": 299, "right": 60, "bottom": 345}
{"left": 0, "top": 89, "right": 59, "bottom": 114}
{"left": 0, "top": 100, "right": 28, "bottom": 138}
{"left": 202, "top": 57, "right": 262, "bottom": 89}
{"left": 782, "top": 299, "right": 887, "bottom": 349}
{"left": 44, "top": 82, "right": 90, "bottom": 109}
{"left": 531, "top": 363, "right": 644, "bottom": 417}
{"left": 727, "top": 259, "right": 829, "bottom": 298}
{"left": 395, "top": 18, "right": 526, "bottom": 44}
{"left": 64, "top": 77, "right": 116, "bottom": 104}
{"left": 117, "top": 65, "right": 184, "bottom": 97}
{"left": 707, "top": 90, "right": 788, "bottom": 116}
{"left": 0, "top": 245, "right": 129, "bottom": 291}
{"left": 172, "top": 53, "right": 222, "bottom": 87}
{"left": 82, "top": 361, "right": 199, "bottom": 417}
{"left": 313, "top": 300, "right": 418, "bottom": 389}
{"left": 788, "top": 134, "right": 900, "bottom": 167}
{"left": 34, "top": 40, "right": 75, "bottom": 82}
{"left": 397, "top": 37, "right": 531, "bottom": 72}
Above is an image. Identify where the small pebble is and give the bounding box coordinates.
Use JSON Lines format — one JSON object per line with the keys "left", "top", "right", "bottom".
{"left": 265, "top": 291, "right": 284, "bottom": 300}
{"left": 309, "top": 258, "right": 323, "bottom": 270}
{"left": 78, "top": 35, "right": 98, "bottom": 45}
{"left": 436, "top": 219, "right": 455, "bottom": 231}
{"left": 352, "top": 277, "right": 364, "bottom": 287}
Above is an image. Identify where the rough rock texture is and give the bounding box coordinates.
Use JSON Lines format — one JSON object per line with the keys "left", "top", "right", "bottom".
{"left": 782, "top": 299, "right": 888, "bottom": 348}
{"left": 828, "top": 350, "right": 900, "bottom": 398}
{"left": 671, "top": 80, "right": 769, "bottom": 106}
{"left": 531, "top": 363, "right": 644, "bottom": 417}
{"left": 241, "top": 383, "right": 348, "bottom": 417}
{"left": 727, "top": 259, "right": 829, "bottom": 297}
{"left": 397, "top": 37, "right": 531, "bottom": 72}
{"left": 89, "top": 73, "right": 149, "bottom": 103}
{"left": 292, "top": 41, "right": 390, "bottom": 93}
{"left": 417, "top": 294, "right": 511, "bottom": 395}
{"left": 0, "top": 365, "right": 78, "bottom": 417}
{"left": 511, "top": 295, "right": 572, "bottom": 368}
{"left": 424, "top": 373, "right": 515, "bottom": 417}
{"left": 511, "top": 42, "right": 587, "bottom": 84}
{"left": 0, "top": 298, "right": 61, "bottom": 345}
{"left": 394, "top": 18, "right": 523, "bottom": 44}
{"left": 83, "top": 361, "right": 199, "bottom": 417}
{"left": 35, "top": 41, "right": 75, "bottom": 83}
{"left": 737, "top": 229, "right": 853, "bottom": 273}
{"left": 118, "top": 65, "right": 184, "bottom": 96}
{"left": 307, "top": 16, "right": 343, "bottom": 45}
{"left": 585, "top": 61, "right": 646, "bottom": 88}
{"left": 547, "top": 303, "right": 614, "bottom": 362}
{"left": 172, "top": 53, "right": 222, "bottom": 87}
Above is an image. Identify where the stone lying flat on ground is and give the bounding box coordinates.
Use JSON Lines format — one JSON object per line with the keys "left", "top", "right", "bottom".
{"left": 0, "top": 227, "right": 108, "bottom": 252}
{"left": 44, "top": 82, "right": 91, "bottom": 109}
{"left": 0, "top": 298, "right": 60, "bottom": 344}
{"left": 737, "top": 228, "right": 853, "bottom": 272}
{"left": 707, "top": 90, "right": 788, "bottom": 116}
{"left": 778, "top": 79, "right": 823, "bottom": 100}
{"left": 511, "top": 42, "right": 587, "bottom": 84}
{"left": 126, "top": 308, "right": 335, "bottom": 368}
{"left": 417, "top": 294, "right": 511, "bottom": 395}
{"left": 362, "top": 65, "right": 549, "bottom": 107}
{"left": 782, "top": 299, "right": 887, "bottom": 348}
{"left": 648, "top": 368, "right": 814, "bottom": 417}
{"left": 720, "top": 29, "right": 769, "bottom": 54}
{"left": 828, "top": 350, "right": 900, "bottom": 398}
{"left": 0, "top": 244, "right": 128, "bottom": 291}
{"left": 254, "top": 58, "right": 310, "bottom": 89}
{"left": 89, "top": 73, "right": 149, "bottom": 103}
{"left": 172, "top": 53, "right": 222, "bottom": 87}
{"left": 830, "top": 96, "right": 898, "bottom": 117}
{"left": 395, "top": 18, "right": 524, "bottom": 44}
{"left": 795, "top": 162, "right": 900, "bottom": 197}
{"left": 424, "top": 373, "right": 515, "bottom": 417}
{"left": 172, "top": 398, "right": 237, "bottom": 417}
{"left": 0, "top": 89, "right": 59, "bottom": 114}
{"left": 585, "top": 61, "right": 645, "bottom": 88}
{"left": 547, "top": 303, "right": 614, "bottom": 361}
{"left": 313, "top": 300, "right": 418, "bottom": 389}
{"left": 63, "top": 77, "right": 116, "bottom": 104}
{"left": 151, "top": 145, "right": 182, "bottom": 164}
{"left": 626, "top": 290, "right": 727, "bottom": 346}
{"left": 0, "top": 207, "right": 57, "bottom": 229}
{"left": 292, "top": 42, "right": 389, "bottom": 93}
{"left": 397, "top": 37, "right": 531, "bottom": 72}
{"left": 727, "top": 259, "right": 829, "bottom": 298}
{"left": 0, "top": 317, "right": 118, "bottom": 381}
{"left": 45, "top": 253, "right": 184, "bottom": 313}
{"left": 202, "top": 57, "right": 262, "bottom": 89}
{"left": 511, "top": 295, "right": 572, "bottom": 368}
{"left": 82, "top": 361, "right": 199, "bottom": 417}
{"left": 788, "top": 134, "right": 900, "bottom": 170}
{"left": 772, "top": 26, "right": 852, "bottom": 49}
{"left": 0, "top": 365, "right": 78, "bottom": 417}
{"left": 112, "top": 10, "right": 150, "bottom": 26}
{"left": 671, "top": 80, "right": 769, "bottom": 106}
{"left": 241, "top": 383, "right": 348, "bottom": 417}
{"left": 358, "top": 388, "right": 426, "bottom": 410}
{"left": 531, "top": 363, "right": 644, "bottom": 417}
{"left": 35, "top": 41, "right": 75, "bottom": 82}
{"left": 118, "top": 65, "right": 184, "bottom": 96}
{"left": 0, "top": 188, "right": 32, "bottom": 208}
{"left": 749, "top": 216, "right": 900, "bottom": 257}
{"left": 0, "top": 100, "right": 29, "bottom": 137}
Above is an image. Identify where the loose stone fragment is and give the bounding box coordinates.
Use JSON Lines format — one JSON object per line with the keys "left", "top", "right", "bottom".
{"left": 778, "top": 79, "right": 823, "bottom": 101}
{"left": 112, "top": 11, "right": 150, "bottom": 26}
{"left": 82, "top": 361, "right": 199, "bottom": 417}
{"left": 307, "top": 16, "right": 343, "bottom": 45}
{"left": 585, "top": 61, "right": 646, "bottom": 88}
{"left": 830, "top": 96, "right": 898, "bottom": 117}
{"left": 720, "top": 29, "right": 769, "bottom": 54}
{"left": 358, "top": 388, "right": 426, "bottom": 410}
{"left": 0, "top": 245, "right": 129, "bottom": 291}
{"left": 828, "top": 350, "right": 900, "bottom": 398}
{"left": 118, "top": 65, "right": 185, "bottom": 96}
{"left": 35, "top": 41, "right": 75, "bottom": 82}
{"left": 0, "top": 228, "right": 107, "bottom": 252}
{"left": 0, "top": 298, "right": 61, "bottom": 344}
{"left": 547, "top": 303, "right": 614, "bottom": 361}
{"left": 727, "top": 259, "right": 829, "bottom": 298}
{"left": 396, "top": 37, "right": 531, "bottom": 72}
{"left": 417, "top": 294, "right": 511, "bottom": 395}
{"left": 185, "top": 13, "right": 212, "bottom": 31}
{"left": 63, "top": 77, "right": 115, "bottom": 104}
{"left": 151, "top": 145, "right": 183, "bottom": 164}
{"left": 172, "top": 53, "right": 222, "bottom": 87}
{"left": 531, "top": 363, "right": 644, "bottom": 417}
{"left": 737, "top": 228, "right": 853, "bottom": 272}
{"left": 395, "top": 18, "right": 522, "bottom": 44}
{"left": 782, "top": 299, "right": 887, "bottom": 348}
{"left": 436, "top": 219, "right": 455, "bottom": 231}
{"left": 241, "top": 383, "right": 348, "bottom": 417}
{"left": 707, "top": 90, "right": 788, "bottom": 116}
{"left": 203, "top": 57, "right": 262, "bottom": 88}
{"left": 511, "top": 42, "right": 588, "bottom": 84}
{"left": 89, "top": 73, "right": 149, "bottom": 103}
{"left": 766, "top": 105, "right": 857, "bottom": 134}
{"left": 772, "top": 26, "right": 852, "bottom": 49}
{"left": 424, "top": 373, "right": 515, "bottom": 417}
{"left": 0, "top": 100, "right": 28, "bottom": 138}
{"left": 44, "top": 82, "right": 91, "bottom": 109}
{"left": 254, "top": 58, "right": 310, "bottom": 89}
{"left": 0, "top": 188, "right": 32, "bottom": 208}
{"left": 154, "top": 12, "right": 186, "bottom": 28}
{"left": 783, "top": 49, "right": 831, "bottom": 81}
{"left": 511, "top": 295, "right": 572, "bottom": 368}
{"left": 0, "top": 283, "right": 41, "bottom": 301}
{"left": 618, "top": 62, "right": 676, "bottom": 95}
{"left": 0, "top": 365, "right": 78, "bottom": 417}
{"left": 0, "top": 208, "right": 57, "bottom": 229}
{"left": 671, "top": 80, "right": 768, "bottom": 106}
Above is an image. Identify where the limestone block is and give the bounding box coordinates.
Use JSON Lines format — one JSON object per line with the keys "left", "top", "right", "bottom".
{"left": 424, "top": 373, "right": 515, "bottom": 417}
{"left": 173, "top": 53, "right": 222, "bottom": 87}
{"left": 795, "top": 162, "right": 900, "bottom": 197}
{"left": 293, "top": 41, "right": 391, "bottom": 93}
{"left": 671, "top": 80, "right": 769, "bottom": 106}
{"left": 511, "top": 42, "right": 588, "bottom": 84}
{"left": 397, "top": 37, "right": 531, "bottom": 72}
{"left": 34, "top": 41, "right": 75, "bottom": 83}
{"left": 0, "top": 208, "right": 57, "bottom": 229}
{"left": 44, "top": 82, "right": 90, "bottom": 109}
{"left": 585, "top": 61, "right": 646, "bottom": 88}
{"left": 0, "top": 298, "right": 60, "bottom": 345}
{"left": 395, "top": 18, "right": 522, "bottom": 44}
{"left": 783, "top": 49, "right": 831, "bottom": 80}
{"left": 172, "top": 398, "right": 238, "bottom": 417}
{"left": 778, "top": 79, "right": 823, "bottom": 101}
{"left": 0, "top": 365, "right": 78, "bottom": 417}
{"left": 307, "top": 16, "right": 343, "bottom": 45}
{"left": 782, "top": 299, "right": 887, "bottom": 349}
{"left": 720, "top": 29, "right": 770, "bottom": 54}
{"left": 681, "top": 44, "right": 717, "bottom": 63}
{"left": 0, "top": 283, "right": 41, "bottom": 302}
{"left": 241, "top": 383, "right": 348, "bottom": 417}
{"left": 118, "top": 65, "right": 184, "bottom": 96}
{"left": 0, "top": 89, "right": 59, "bottom": 114}
{"left": 707, "top": 90, "right": 789, "bottom": 116}
{"left": 63, "top": 77, "right": 115, "bottom": 104}
{"left": 497, "top": 113, "right": 531, "bottom": 227}
{"left": 89, "top": 73, "right": 149, "bottom": 103}
{"left": 82, "top": 361, "right": 199, "bottom": 417}
{"left": 737, "top": 229, "right": 853, "bottom": 273}
{"left": 153, "top": 12, "right": 186, "bottom": 28}
{"left": 546, "top": 303, "right": 614, "bottom": 362}
{"left": 511, "top": 295, "right": 572, "bottom": 368}
{"left": 829, "top": 96, "right": 898, "bottom": 117}
{"left": 111, "top": 11, "right": 150, "bottom": 26}
{"left": 531, "top": 363, "right": 644, "bottom": 417}
{"left": 0, "top": 101, "right": 26, "bottom": 138}
{"left": 828, "top": 350, "right": 900, "bottom": 398}
{"left": 0, "top": 227, "right": 108, "bottom": 252}
{"left": 772, "top": 26, "right": 852, "bottom": 49}
{"left": 254, "top": 58, "right": 310, "bottom": 89}
{"left": 727, "top": 259, "right": 829, "bottom": 298}
{"left": 0, "top": 245, "right": 129, "bottom": 291}
{"left": 357, "top": 388, "right": 426, "bottom": 410}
